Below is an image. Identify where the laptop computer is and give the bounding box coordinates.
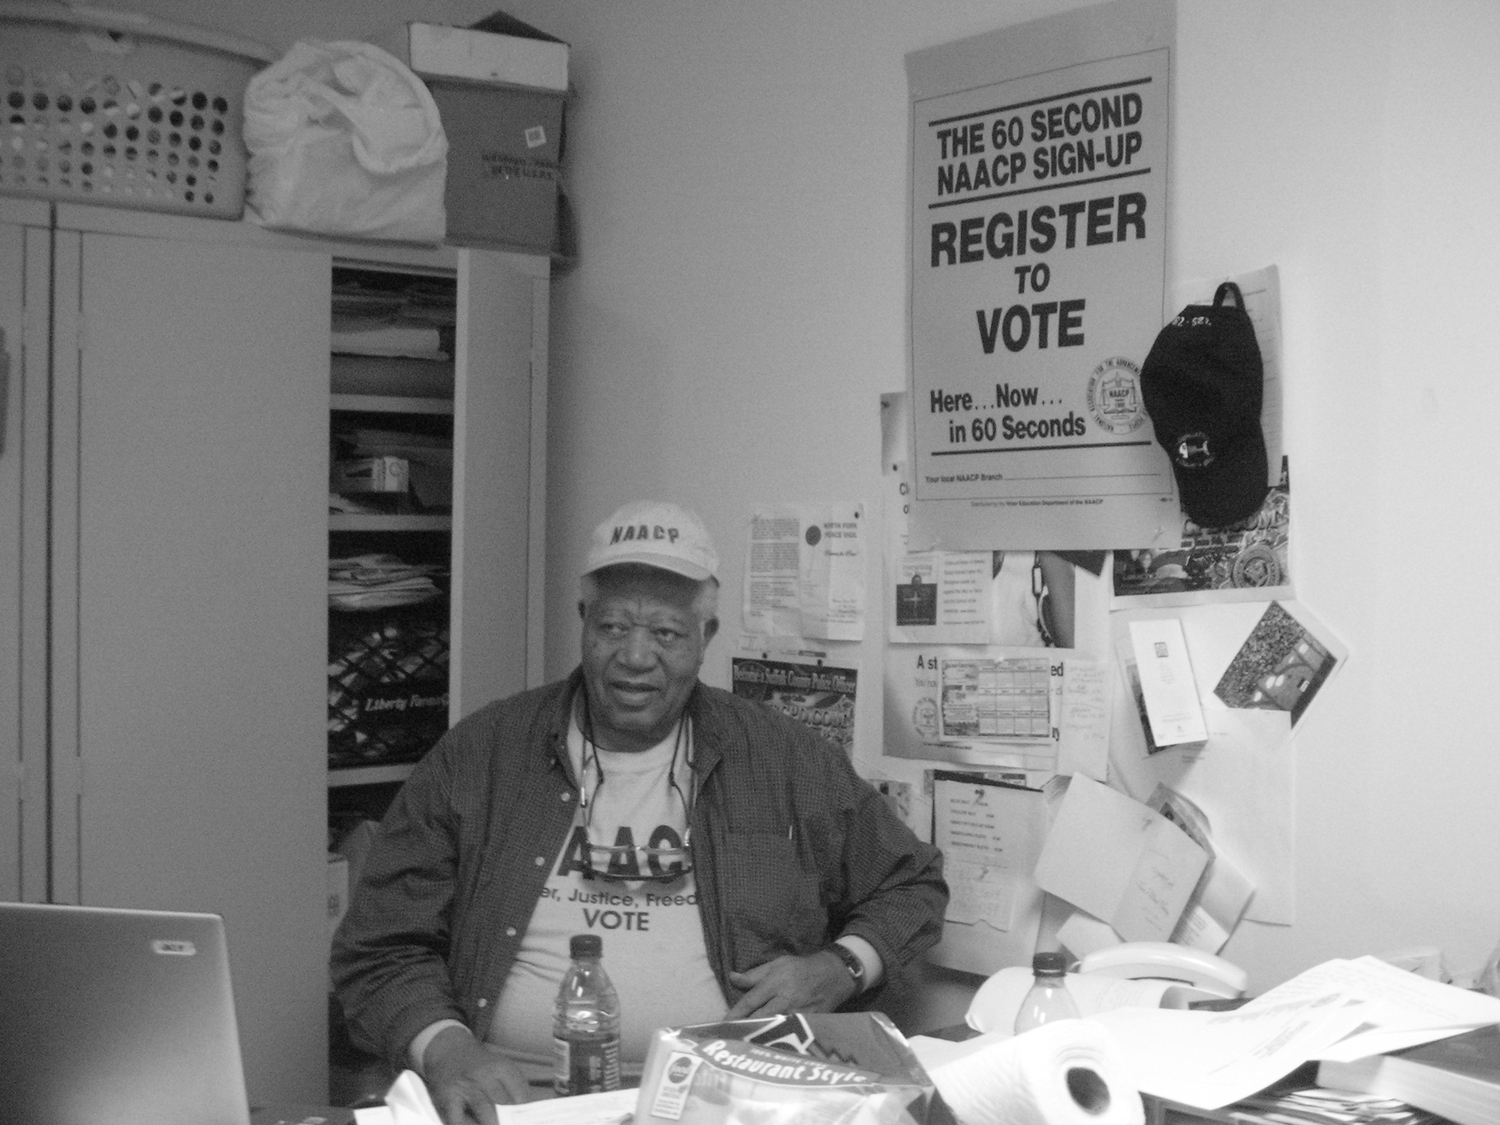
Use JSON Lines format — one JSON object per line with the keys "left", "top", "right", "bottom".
{"left": 0, "top": 901, "right": 253, "bottom": 1125}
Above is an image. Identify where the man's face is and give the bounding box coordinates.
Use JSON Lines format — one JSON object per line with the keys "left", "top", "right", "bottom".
{"left": 580, "top": 568, "right": 718, "bottom": 753}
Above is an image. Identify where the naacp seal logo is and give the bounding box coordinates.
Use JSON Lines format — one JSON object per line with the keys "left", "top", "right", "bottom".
{"left": 912, "top": 697, "right": 939, "bottom": 739}
{"left": 1086, "top": 357, "right": 1147, "bottom": 436}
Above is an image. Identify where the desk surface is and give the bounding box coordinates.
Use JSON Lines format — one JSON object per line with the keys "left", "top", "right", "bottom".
{"left": 251, "top": 1105, "right": 357, "bottom": 1125}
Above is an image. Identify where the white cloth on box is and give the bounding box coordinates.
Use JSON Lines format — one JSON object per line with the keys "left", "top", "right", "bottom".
{"left": 244, "top": 40, "right": 447, "bottom": 242}
{"left": 920, "top": 1020, "right": 1144, "bottom": 1125}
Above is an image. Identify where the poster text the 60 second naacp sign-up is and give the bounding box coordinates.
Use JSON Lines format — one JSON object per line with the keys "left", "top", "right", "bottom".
{"left": 906, "top": 0, "right": 1178, "bottom": 551}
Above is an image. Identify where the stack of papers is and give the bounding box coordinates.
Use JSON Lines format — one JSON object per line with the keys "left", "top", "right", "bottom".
{"left": 1218, "top": 1079, "right": 1450, "bottom": 1124}
{"left": 1092, "top": 955, "right": 1500, "bottom": 1110}
{"left": 329, "top": 554, "right": 446, "bottom": 610}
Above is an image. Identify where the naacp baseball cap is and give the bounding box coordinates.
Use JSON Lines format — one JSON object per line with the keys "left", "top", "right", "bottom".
{"left": 1140, "top": 281, "right": 1269, "bottom": 528}
{"left": 584, "top": 500, "right": 720, "bottom": 582}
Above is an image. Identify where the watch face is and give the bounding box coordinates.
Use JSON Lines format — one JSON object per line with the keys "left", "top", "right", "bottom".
{"left": 832, "top": 943, "right": 863, "bottom": 984}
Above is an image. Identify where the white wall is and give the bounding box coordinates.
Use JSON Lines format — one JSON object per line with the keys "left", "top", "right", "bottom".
{"left": 499, "top": 0, "right": 1500, "bottom": 996}
{"left": 109, "top": 0, "right": 1500, "bottom": 997}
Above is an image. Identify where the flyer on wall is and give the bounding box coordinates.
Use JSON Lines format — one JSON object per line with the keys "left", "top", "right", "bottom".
{"left": 730, "top": 656, "right": 857, "bottom": 757}
{"left": 905, "top": 0, "right": 1179, "bottom": 551}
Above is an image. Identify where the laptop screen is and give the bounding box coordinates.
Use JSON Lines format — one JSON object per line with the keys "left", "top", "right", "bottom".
{"left": 0, "top": 901, "right": 253, "bottom": 1125}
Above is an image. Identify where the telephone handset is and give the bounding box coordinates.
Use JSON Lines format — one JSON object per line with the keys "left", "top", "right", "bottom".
{"left": 1077, "top": 941, "right": 1248, "bottom": 1000}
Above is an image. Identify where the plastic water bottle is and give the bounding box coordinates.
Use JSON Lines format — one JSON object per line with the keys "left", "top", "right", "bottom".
{"left": 1014, "top": 951, "right": 1079, "bottom": 1034}
{"left": 553, "top": 934, "right": 621, "bottom": 1096}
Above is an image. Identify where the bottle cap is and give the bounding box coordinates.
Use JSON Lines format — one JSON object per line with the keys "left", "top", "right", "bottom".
{"left": 1032, "top": 950, "right": 1068, "bottom": 974}
{"left": 571, "top": 933, "right": 603, "bottom": 959}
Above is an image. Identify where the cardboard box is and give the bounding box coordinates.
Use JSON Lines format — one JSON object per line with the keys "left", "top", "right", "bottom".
{"left": 376, "top": 13, "right": 568, "bottom": 254}
{"left": 377, "top": 18, "right": 568, "bottom": 92}
{"left": 332, "top": 456, "right": 409, "bottom": 495}
{"left": 635, "top": 1013, "right": 955, "bottom": 1125}
{"left": 428, "top": 79, "right": 563, "bottom": 254}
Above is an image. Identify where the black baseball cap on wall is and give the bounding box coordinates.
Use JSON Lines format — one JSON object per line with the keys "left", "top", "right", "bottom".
{"left": 1140, "top": 281, "right": 1269, "bottom": 527}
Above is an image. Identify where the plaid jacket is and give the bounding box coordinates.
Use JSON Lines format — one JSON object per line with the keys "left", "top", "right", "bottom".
{"left": 331, "top": 669, "right": 948, "bottom": 1070}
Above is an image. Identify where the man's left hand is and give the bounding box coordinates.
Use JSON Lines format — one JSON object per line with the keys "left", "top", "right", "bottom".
{"left": 725, "top": 950, "right": 858, "bottom": 1019}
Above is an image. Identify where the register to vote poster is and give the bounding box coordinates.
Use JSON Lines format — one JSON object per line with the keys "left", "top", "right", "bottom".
{"left": 905, "top": 0, "right": 1179, "bottom": 551}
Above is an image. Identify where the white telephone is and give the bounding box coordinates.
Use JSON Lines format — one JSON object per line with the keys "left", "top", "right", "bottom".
{"left": 1077, "top": 941, "right": 1247, "bottom": 1000}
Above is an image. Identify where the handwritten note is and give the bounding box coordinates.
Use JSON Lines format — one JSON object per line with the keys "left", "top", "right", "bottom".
{"left": 1033, "top": 774, "right": 1209, "bottom": 942}
{"left": 944, "top": 858, "right": 1019, "bottom": 928}
{"left": 1058, "top": 658, "right": 1111, "bottom": 780}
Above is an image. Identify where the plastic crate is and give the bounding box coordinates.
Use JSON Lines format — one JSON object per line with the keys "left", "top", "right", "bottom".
{"left": 327, "top": 600, "right": 451, "bottom": 770}
{"left": 0, "top": 3, "right": 274, "bottom": 217}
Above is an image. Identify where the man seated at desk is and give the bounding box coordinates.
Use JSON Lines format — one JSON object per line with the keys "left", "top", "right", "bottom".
{"left": 332, "top": 500, "right": 948, "bottom": 1125}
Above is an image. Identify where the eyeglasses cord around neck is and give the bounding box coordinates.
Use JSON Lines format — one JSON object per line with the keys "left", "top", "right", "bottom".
{"left": 577, "top": 693, "right": 695, "bottom": 882}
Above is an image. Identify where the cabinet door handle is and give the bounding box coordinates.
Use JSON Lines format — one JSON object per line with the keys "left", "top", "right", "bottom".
{"left": 0, "top": 327, "right": 9, "bottom": 459}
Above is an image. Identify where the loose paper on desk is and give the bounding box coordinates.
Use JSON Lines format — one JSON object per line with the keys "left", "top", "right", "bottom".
{"left": 1033, "top": 774, "right": 1208, "bottom": 943}
{"left": 497, "top": 1090, "right": 637, "bottom": 1125}
{"left": 929, "top": 772, "right": 1048, "bottom": 975}
{"left": 1091, "top": 989, "right": 1373, "bottom": 1108}
{"left": 1277, "top": 955, "right": 1500, "bottom": 1061}
{"left": 353, "top": 1072, "right": 636, "bottom": 1125}
{"left": 1091, "top": 954, "right": 1500, "bottom": 1110}
{"left": 741, "top": 502, "right": 864, "bottom": 640}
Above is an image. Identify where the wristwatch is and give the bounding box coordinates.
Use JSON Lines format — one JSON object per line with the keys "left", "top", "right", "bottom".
{"left": 827, "top": 941, "right": 866, "bottom": 993}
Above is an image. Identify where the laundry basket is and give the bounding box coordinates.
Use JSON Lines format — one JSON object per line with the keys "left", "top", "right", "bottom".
{"left": 0, "top": 3, "right": 275, "bottom": 217}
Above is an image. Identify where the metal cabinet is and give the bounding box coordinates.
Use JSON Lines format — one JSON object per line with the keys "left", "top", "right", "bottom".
{"left": 0, "top": 199, "right": 549, "bottom": 1104}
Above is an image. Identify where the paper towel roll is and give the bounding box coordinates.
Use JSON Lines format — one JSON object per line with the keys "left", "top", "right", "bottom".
{"left": 928, "top": 1020, "right": 1144, "bottom": 1125}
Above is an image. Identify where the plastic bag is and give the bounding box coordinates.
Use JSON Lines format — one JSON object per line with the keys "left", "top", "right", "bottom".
{"left": 244, "top": 40, "right": 447, "bottom": 242}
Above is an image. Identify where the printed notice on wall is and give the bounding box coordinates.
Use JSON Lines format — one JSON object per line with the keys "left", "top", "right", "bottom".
{"left": 905, "top": 0, "right": 1178, "bottom": 551}
{"left": 741, "top": 503, "right": 865, "bottom": 640}
{"left": 730, "top": 657, "right": 857, "bottom": 757}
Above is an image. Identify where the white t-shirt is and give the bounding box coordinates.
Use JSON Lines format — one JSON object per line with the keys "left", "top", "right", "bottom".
{"left": 485, "top": 716, "right": 725, "bottom": 1082}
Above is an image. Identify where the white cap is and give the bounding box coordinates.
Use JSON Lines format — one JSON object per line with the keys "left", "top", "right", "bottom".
{"left": 583, "top": 500, "right": 719, "bottom": 583}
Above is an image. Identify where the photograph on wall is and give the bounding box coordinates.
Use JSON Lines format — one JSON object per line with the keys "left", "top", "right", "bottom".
{"left": 1113, "top": 457, "right": 1290, "bottom": 603}
{"left": 1212, "top": 601, "right": 1343, "bottom": 726}
{"left": 905, "top": 0, "right": 1178, "bottom": 550}
{"left": 731, "top": 657, "right": 857, "bottom": 755}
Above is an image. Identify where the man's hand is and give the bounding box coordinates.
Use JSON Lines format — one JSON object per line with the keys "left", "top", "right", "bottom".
{"left": 422, "top": 1025, "right": 532, "bottom": 1125}
{"left": 725, "top": 950, "right": 858, "bottom": 1020}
